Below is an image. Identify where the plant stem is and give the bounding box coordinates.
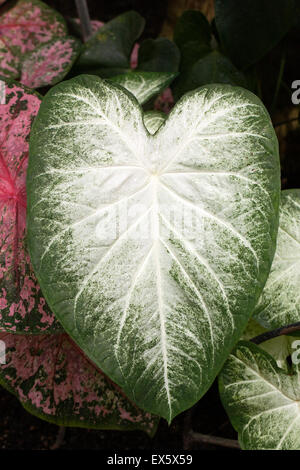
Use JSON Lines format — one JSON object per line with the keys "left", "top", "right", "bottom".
{"left": 50, "top": 426, "right": 66, "bottom": 450}
{"left": 75, "top": 0, "right": 92, "bottom": 42}
{"left": 250, "top": 321, "right": 300, "bottom": 345}
{"left": 271, "top": 47, "right": 286, "bottom": 113}
{"left": 189, "top": 432, "right": 240, "bottom": 449}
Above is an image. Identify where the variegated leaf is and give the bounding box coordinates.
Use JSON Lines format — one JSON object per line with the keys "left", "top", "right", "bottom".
{"left": 0, "top": 78, "right": 61, "bottom": 333}
{"left": 0, "top": 331, "right": 158, "bottom": 434}
{"left": 143, "top": 111, "right": 166, "bottom": 135}
{"left": 0, "top": 0, "right": 67, "bottom": 79}
{"left": 20, "top": 37, "right": 81, "bottom": 89}
{"left": 242, "top": 317, "right": 297, "bottom": 371}
{"left": 109, "top": 71, "right": 177, "bottom": 105}
{"left": 27, "top": 76, "right": 280, "bottom": 421}
{"left": 254, "top": 189, "right": 300, "bottom": 329}
{"left": 219, "top": 341, "right": 300, "bottom": 450}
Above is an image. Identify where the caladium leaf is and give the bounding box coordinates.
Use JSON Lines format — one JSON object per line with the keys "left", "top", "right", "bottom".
{"left": 219, "top": 341, "right": 300, "bottom": 450}
{"left": 173, "top": 10, "right": 212, "bottom": 50}
{"left": 143, "top": 111, "right": 166, "bottom": 135}
{"left": 0, "top": 0, "right": 67, "bottom": 79}
{"left": 173, "top": 51, "right": 246, "bottom": 100}
{"left": 75, "top": 11, "right": 145, "bottom": 71}
{"left": 242, "top": 317, "right": 297, "bottom": 371}
{"left": 20, "top": 37, "right": 82, "bottom": 89}
{"left": 109, "top": 71, "right": 178, "bottom": 105}
{"left": 0, "top": 78, "right": 62, "bottom": 334}
{"left": 254, "top": 189, "right": 300, "bottom": 329}
{"left": 27, "top": 76, "right": 280, "bottom": 421}
{"left": 0, "top": 331, "right": 158, "bottom": 434}
{"left": 138, "top": 38, "right": 180, "bottom": 73}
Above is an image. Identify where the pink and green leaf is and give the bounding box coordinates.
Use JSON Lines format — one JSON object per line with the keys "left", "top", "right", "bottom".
{"left": 20, "top": 37, "right": 82, "bottom": 89}
{"left": 0, "top": 78, "right": 62, "bottom": 333}
{"left": 0, "top": 0, "right": 67, "bottom": 79}
{"left": 0, "top": 331, "right": 159, "bottom": 434}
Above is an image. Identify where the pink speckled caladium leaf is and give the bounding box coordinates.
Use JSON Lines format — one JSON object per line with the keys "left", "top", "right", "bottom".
{"left": 20, "top": 37, "right": 81, "bottom": 89}
{"left": 0, "top": 332, "right": 158, "bottom": 434}
{"left": 0, "top": 78, "right": 62, "bottom": 333}
{"left": 0, "top": 0, "right": 67, "bottom": 79}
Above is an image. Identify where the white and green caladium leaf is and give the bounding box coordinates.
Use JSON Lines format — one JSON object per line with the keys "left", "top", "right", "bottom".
{"left": 143, "top": 111, "right": 166, "bottom": 135}
{"left": 254, "top": 189, "right": 300, "bottom": 329}
{"left": 109, "top": 71, "right": 177, "bottom": 106}
{"left": 219, "top": 341, "right": 300, "bottom": 450}
{"left": 242, "top": 318, "right": 298, "bottom": 371}
{"left": 26, "top": 76, "right": 280, "bottom": 421}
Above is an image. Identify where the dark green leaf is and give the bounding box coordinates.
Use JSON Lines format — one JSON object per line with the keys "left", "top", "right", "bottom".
{"left": 173, "top": 50, "right": 246, "bottom": 99}
{"left": 138, "top": 38, "right": 180, "bottom": 73}
{"left": 173, "top": 10, "right": 211, "bottom": 50}
{"left": 75, "top": 11, "right": 145, "bottom": 70}
{"left": 179, "top": 42, "right": 211, "bottom": 71}
{"left": 215, "top": 0, "right": 296, "bottom": 69}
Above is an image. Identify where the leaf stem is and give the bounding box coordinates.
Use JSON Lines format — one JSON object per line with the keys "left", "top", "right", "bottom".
{"left": 183, "top": 408, "right": 240, "bottom": 449}
{"left": 75, "top": 0, "right": 92, "bottom": 42}
{"left": 189, "top": 432, "right": 240, "bottom": 449}
{"left": 250, "top": 321, "right": 300, "bottom": 345}
{"left": 50, "top": 426, "right": 66, "bottom": 450}
{"left": 271, "top": 47, "right": 286, "bottom": 113}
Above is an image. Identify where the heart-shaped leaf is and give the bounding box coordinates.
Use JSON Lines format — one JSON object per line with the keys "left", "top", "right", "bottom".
{"left": 219, "top": 341, "right": 300, "bottom": 449}
{"left": 173, "top": 10, "right": 211, "bottom": 50}
{"left": 75, "top": 11, "right": 145, "bottom": 71}
{"left": 0, "top": 0, "right": 67, "bottom": 79}
{"left": 0, "top": 78, "right": 61, "bottom": 333}
{"left": 109, "top": 71, "right": 178, "bottom": 105}
{"left": 215, "top": 0, "right": 296, "bottom": 69}
{"left": 254, "top": 189, "right": 300, "bottom": 329}
{"left": 20, "top": 37, "right": 82, "bottom": 89}
{"left": 0, "top": 331, "right": 158, "bottom": 434}
{"left": 138, "top": 38, "right": 180, "bottom": 73}
{"left": 27, "top": 76, "right": 280, "bottom": 421}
